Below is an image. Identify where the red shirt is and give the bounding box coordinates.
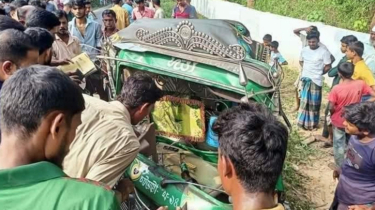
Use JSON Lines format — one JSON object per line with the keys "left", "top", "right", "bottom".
{"left": 328, "top": 80, "right": 372, "bottom": 128}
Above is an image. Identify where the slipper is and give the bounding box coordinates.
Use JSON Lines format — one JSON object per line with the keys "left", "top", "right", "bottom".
{"left": 328, "top": 162, "right": 337, "bottom": 170}
{"left": 322, "top": 141, "right": 333, "bottom": 148}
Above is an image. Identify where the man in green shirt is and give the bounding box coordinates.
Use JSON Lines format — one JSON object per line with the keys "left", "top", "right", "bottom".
{"left": 0, "top": 66, "right": 120, "bottom": 210}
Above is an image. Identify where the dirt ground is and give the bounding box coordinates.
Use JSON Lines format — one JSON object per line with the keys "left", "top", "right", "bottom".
{"left": 281, "top": 68, "right": 337, "bottom": 209}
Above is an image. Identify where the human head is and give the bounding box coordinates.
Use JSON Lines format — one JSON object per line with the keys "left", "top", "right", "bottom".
{"left": 370, "top": 26, "right": 375, "bottom": 47}
{"left": 176, "top": 0, "right": 186, "bottom": 7}
{"left": 54, "top": 10, "right": 69, "bottom": 35}
{"left": 337, "top": 62, "right": 354, "bottom": 79}
{"left": 25, "top": 9, "right": 60, "bottom": 35}
{"left": 24, "top": 27, "right": 54, "bottom": 65}
{"left": 0, "top": 8, "right": 5, "bottom": 15}
{"left": 14, "top": 5, "right": 36, "bottom": 25}
{"left": 270, "top": 41, "right": 279, "bottom": 52}
{"left": 263, "top": 34, "right": 272, "bottom": 46}
{"left": 102, "top": 9, "right": 116, "bottom": 31}
{"left": 0, "top": 29, "right": 39, "bottom": 82}
{"left": 152, "top": 0, "right": 160, "bottom": 7}
{"left": 11, "top": 0, "right": 27, "bottom": 8}
{"left": 343, "top": 102, "right": 375, "bottom": 136}
{"left": 0, "top": 15, "right": 25, "bottom": 31}
{"left": 125, "top": 0, "right": 132, "bottom": 5}
{"left": 63, "top": 0, "right": 72, "bottom": 13}
{"left": 213, "top": 103, "right": 288, "bottom": 196}
{"left": 0, "top": 65, "right": 85, "bottom": 167}
{"left": 306, "top": 32, "right": 320, "bottom": 50}
{"left": 306, "top": 25, "right": 318, "bottom": 34}
{"left": 346, "top": 41, "right": 364, "bottom": 60}
{"left": 135, "top": 0, "right": 144, "bottom": 9}
{"left": 84, "top": 0, "right": 91, "bottom": 16}
{"left": 71, "top": 0, "right": 85, "bottom": 19}
{"left": 118, "top": 74, "right": 163, "bottom": 125}
{"left": 29, "top": 0, "right": 43, "bottom": 8}
{"left": 340, "top": 35, "right": 358, "bottom": 54}
{"left": 112, "top": 0, "right": 122, "bottom": 5}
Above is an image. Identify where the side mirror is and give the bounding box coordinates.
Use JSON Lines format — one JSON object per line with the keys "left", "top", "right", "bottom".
{"left": 239, "top": 63, "right": 248, "bottom": 87}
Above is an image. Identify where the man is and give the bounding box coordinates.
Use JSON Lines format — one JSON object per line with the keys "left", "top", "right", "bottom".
{"left": 363, "top": 26, "right": 375, "bottom": 76}
{"left": 293, "top": 26, "right": 335, "bottom": 111}
{"left": 63, "top": 74, "right": 163, "bottom": 187}
{"left": 213, "top": 103, "right": 288, "bottom": 210}
{"left": 69, "top": 0, "right": 102, "bottom": 57}
{"left": 186, "top": 0, "right": 197, "bottom": 18}
{"left": 0, "top": 29, "right": 39, "bottom": 85}
{"left": 63, "top": 0, "right": 74, "bottom": 21}
{"left": 111, "top": 0, "right": 129, "bottom": 30}
{"left": 102, "top": 9, "right": 119, "bottom": 38}
{"left": 0, "top": 14, "right": 25, "bottom": 31}
{"left": 84, "top": 0, "right": 97, "bottom": 20}
{"left": 346, "top": 41, "right": 375, "bottom": 93}
{"left": 25, "top": 27, "right": 55, "bottom": 65}
{"left": 298, "top": 33, "right": 331, "bottom": 130}
{"left": 320, "top": 35, "right": 358, "bottom": 147}
{"left": 172, "top": 0, "right": 197, "bottom": 19}
{"left": 122, "top": 0, "right": 133, "bottom": 23}
{"left": 132, "top": 0, "right": 154, "bottom": 20}
{"left": 13, "top": 5, "right": 36, "bottom": 25}
{"left": 45, "top": 0, "right": 57, "bottom": 12}
{"left": 52, "top": 10, "right": 81, "bottom": 63}
{"left": 25, "top": 9, "right": 60, "bottom": 35}
{"left": 0, "top": 66, "right": 120, "bottom": 210}
{"left": 152, "top": 0, "right": 163, "bottom": 18}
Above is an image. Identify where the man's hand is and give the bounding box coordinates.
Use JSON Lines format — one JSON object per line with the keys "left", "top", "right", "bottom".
{"left": 333, "top": 168, "right": 340, "bottom": 180}
{"left": 348, "top": 205, "right": 375, "bottom": 210}
{"left": 51, "top": 59, "right": 73, "bottom": 66}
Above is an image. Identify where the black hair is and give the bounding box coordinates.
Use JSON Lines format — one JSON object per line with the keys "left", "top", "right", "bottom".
{"left": 0, "top": 29, "right": 38, "bottom": 67}
{"left": 213, "top": 103, "right": 288, "bottom": 194}
{"left": 348, "top": 41, "right": 364, "bottom": 57}
{"left": 84, "top": 0, "right": 91, "bottom": 5}
{"left": 152, "top": 0, "right": 160, "bottom": 6}
{"left": 3, "top": 0, "right": 11, "bottom": 3}
{"left": 263, "top": 34, "right": 272, "bottom": 42}
{"left": 310, "top": 25, "right": 318, "bottom": 31}
{"left": 25, "top": 9, "right": 60, "bottom": 31}
{"left": 338, "top": 62, "right": 354, "bottom": 79}
{"left": 72, "top": 0, "right": 85, "bottom": 8}
{"left": 344, "top": 102, "right": 375, "bottom": 134}
{"left": 118, "top": 73, "right": 163, "bottom": 109}
{"left": 270, "top": 41, "right": 279, "bottom": 49}
{"left": 306, "top": 32, "right": 320, "bottom": 41}
{"left": 0, "top": 65, "right": 85, "bottom": 137}
{"left": 0, "top": 15, "right": 26, "bottom": 31}
{"left": 54, "top": 9, "right": 68, "bottom": 21}
{"left": 112, "top": 0, "right": 121, "bottom": 4}
{"left": 29, "top": 0, "right": 43, "bottom": 8}
{"left": 0, "top": 9, "right": 6, "bottom": 15}
{"left": 24, "top": 27, "right": 54, "bottom": 55}
{"left": 102, "top": 9, "right": 116, "bottom": 20}
{"left": 135, "top": 0, "right": 144, "bottom": 3}
{"left": 11, "top": 0, "right": 28, "bottom": 7}
{"left": 341, "top": 35, "right": 358, "bottom": 45}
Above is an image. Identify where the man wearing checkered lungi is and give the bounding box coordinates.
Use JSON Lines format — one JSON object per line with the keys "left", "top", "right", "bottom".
{"left": 298, "top": 32, "right": 332, "bottom": 130}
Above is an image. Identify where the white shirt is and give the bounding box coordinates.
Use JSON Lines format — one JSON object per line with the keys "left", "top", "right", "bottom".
{"left": 300, "top": 46, "right": 331, "bottom": 86}
{"left": 154, "top": 8, "right": 164, "bottom": 18}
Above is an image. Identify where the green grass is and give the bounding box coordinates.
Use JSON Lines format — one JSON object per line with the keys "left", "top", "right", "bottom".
{"left": 226, "top": 0, "right": 375, "bottom": 32}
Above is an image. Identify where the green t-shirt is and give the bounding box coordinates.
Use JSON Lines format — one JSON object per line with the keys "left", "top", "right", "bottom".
{"left": 0, "top": 161, "right": 120, "bottom": 210}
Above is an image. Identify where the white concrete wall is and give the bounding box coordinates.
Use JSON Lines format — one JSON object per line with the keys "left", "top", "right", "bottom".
{"left": 191, "top": 0, "right": 370, "bottom": 68}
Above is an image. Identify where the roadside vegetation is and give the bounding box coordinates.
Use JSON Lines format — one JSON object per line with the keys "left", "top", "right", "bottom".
{"left": 226, "top": 0, "right": 375, "bottom": 32}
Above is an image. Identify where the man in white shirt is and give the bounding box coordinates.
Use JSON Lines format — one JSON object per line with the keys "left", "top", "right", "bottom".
{"left": 297, "top": 32, "right": 331, "bottom": 130}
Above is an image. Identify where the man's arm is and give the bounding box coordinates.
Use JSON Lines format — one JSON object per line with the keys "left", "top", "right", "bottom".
{"left": 323, "top": 50, "right": 332, "bottom": 74}
{"left": 293, "top": 27, "right": 308, "bottom": 36}
{"left": 86, "top": 140, "right": 140, "bottom": 188}
{"left": 95, "top": 23, "right": 103, "bottom": 50}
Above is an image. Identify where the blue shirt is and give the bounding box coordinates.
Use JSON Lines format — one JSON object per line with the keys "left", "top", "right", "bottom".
{"left": 68, "top": 18, "right": 102, "bottom": 58}
{"left": 122, "top": 3, "right": 133, "bottom": 23}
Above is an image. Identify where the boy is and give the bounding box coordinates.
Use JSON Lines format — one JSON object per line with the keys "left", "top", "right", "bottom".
{"left": 333, "top": 102, "right": 375, "bottom": 210}
{"left": 263, "top": 34, "right": 272, "bottom": 47}
{"left": 328, "top": 62, "right": 375, "bottom": 167}
{"left": 346, "top": 41, "right": 375, "bottom": 92}
{"left": 269, "top": 41, "right": 288, "bottom": 67}
{"left": 213, "top": 103, "right": 288, "bottom": 210}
